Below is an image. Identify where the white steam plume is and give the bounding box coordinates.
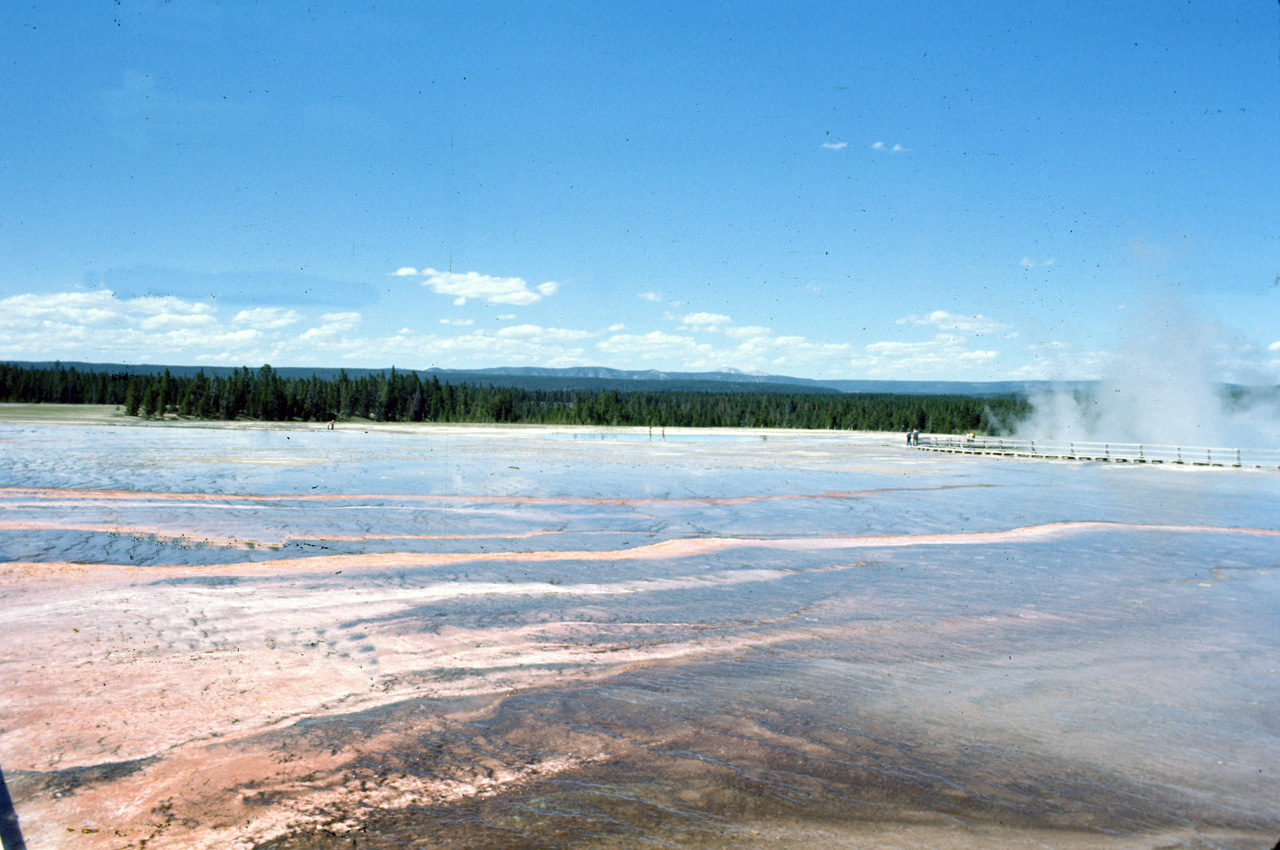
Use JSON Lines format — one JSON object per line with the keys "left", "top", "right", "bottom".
{"left": 1016, "top": 302, "right": 1280, "bottom": 448}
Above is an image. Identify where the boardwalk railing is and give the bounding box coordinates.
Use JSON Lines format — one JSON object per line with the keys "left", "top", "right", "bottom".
{"left": 913, "top": 435, "right": 1280, "bottom": 469}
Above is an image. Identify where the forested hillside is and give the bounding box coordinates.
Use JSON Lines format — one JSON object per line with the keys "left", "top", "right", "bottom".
{"left": 0, "top": 363, "right": 1026, "bottom": 433}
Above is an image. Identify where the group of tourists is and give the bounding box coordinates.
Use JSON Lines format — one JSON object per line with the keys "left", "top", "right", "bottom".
{"left": 905, "top": 429, "right": 920, "bottom": 446}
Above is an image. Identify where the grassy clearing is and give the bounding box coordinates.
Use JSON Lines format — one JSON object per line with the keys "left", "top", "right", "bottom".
{"left": 0, "top": 403, "right": 130, "bottom": 423}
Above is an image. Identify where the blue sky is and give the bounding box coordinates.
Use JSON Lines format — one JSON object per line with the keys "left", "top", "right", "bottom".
{"left": 2, "top": 1, "right": 1277, "bottom": 381}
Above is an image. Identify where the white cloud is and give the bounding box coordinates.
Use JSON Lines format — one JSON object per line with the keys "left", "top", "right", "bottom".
{"left": 0, "top": 290, "right": 278, "bottom": 364}
{"left": 597, "top": 331, "right": 713, "bottom": 361}
{"left": 234, "top": 307, "right": 301, "bottom": 330}
{"left": 416, "top": 267, "right": 559, "bottom": 306}
{"left": 390, "top": 267, "right": 418, "bottom": 277}
{"left": 1269, "top": 341, "right": 1280, "bottom": 352}
{"left": 31, "top": 280, "right": 1253, "bottom": 382}
{"left": 495, "top": 324, "right": 592, "bottom": 342}
{"left": 638, "top": 291, "right": 664, "bottom": 302}
{"left": 138, "top": 312, "right": 219, "bottom": 332}
{"left": 301, "top": 312, "right": 361, "bottom": 341}
{"left": 821, "top": 141, "right": 847, "bottom": 150}
{"left": 891, "top": 144, "right": 905, "bottom": 152}
{"left": 1007, "top": 342, "right": 1115, "bottom": 381}
{"left": 897, "top": 310, "right": 1011, "bottom": 336}
{"left": 680, "top": 312, "right": 732, "bottom": 330}
{"left": 592, "top": 319, "right": 855, "bottom": 375}
{"left": 870, "top": 141, "right": 884, "bottom": 150}
{"left": 721, "top": 324, "right": 771, "bottom": 340}
{"left": 851, "top": 310, "right": 1024, "bottom": 376}
{"left": 129, "top": 296, "right": 214, "bottom": 317}
{"left": 1020, "top": 257, "right": 1036, "bottom": 268}
{"left": 862, "top": 337, "right": 999, "bottom": 372}
{"left": 363, "top": 326, "right": 593, "bottom": 369}
{"left": 866, "top": 340, "right": 935, "bottom": 357}
{"left": 0, "top": 291, "right": 216, "bottom": 328}
{"left": 319, "top": 312, "right": 361, "bottom": 328}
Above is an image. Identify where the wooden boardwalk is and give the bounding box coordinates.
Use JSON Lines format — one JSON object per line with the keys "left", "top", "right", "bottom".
{"left": 911, "top": 436, "right": 1280, "bottom": 469}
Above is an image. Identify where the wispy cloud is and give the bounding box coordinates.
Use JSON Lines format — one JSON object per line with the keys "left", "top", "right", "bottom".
{"left": 1020, "top": 257, "right": 1056, "bottom": 268}
{"left": 722, "top": 325, "right": 772, "bottom": 340}
{"left": 597, "top": 330, "right": 713, "bottom": 362}
{"left": 495, "top": 323, "right": 592, "bottom": 342}
{"left": 838, "top": 309, "right": 1023, "bottom": 376}
{"left": 858, "top": 338, "right": 999, "bottom": 374}
{"left": 0, "top": 289, "right": 600, "bottom": 369}
{"left": 637, "top": 291, "right": 664, "bottom": 302}
{"left": 0, "top": 288, "right": 861, "bottom": 376}
{"left": 595, "top": 325, "right": 852, "bottom": 374}
{"left": 897, "top": 310, "right": 1012, "bottom": 336}
{"left": 870, "top": 141, "right": 906, "bottom": 152}
{"left": 403, "top": 267, "right": 561, "bottom": 306}
{"left": 233, "top": 307, "right": 301, "bottom": 330}
{"left": 1, "top": 290, "right": 215, "bottom": 328}
{"left": 0, "top": 290, "right": 259, "bottom": 363}
{"left": 821, "top": 141, "right": 847, "bottom": 150}
{"left": 679, "top": 312, "right": 732, "bottom": 330}
{"left": 300, "top": 312, "right": 361, "bottom": 342}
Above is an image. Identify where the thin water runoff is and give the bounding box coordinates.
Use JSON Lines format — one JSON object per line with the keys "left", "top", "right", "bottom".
{"left": 0, "top": 420, "right": 1276, "bottom": 849}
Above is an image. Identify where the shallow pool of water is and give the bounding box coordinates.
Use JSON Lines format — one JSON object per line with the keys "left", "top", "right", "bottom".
{"left": 1, "top": 422, "right": 1277, "bottom": 849}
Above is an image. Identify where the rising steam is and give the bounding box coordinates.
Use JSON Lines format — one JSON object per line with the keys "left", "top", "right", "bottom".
{"left": 1013, "top": 303, "right": 1280, "bottom": 448}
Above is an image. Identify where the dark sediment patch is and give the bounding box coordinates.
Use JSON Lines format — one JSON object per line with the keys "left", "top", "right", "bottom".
{"left": 7, "top": 755, "right": 160, "bottom": 800}
{"left": 242, "top": 667, "right": 1272, "bottom": 850}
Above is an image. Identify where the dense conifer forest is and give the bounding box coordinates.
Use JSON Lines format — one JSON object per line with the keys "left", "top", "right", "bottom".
{"left": 0, "top": 362, "right": 1027, "bottom": 433}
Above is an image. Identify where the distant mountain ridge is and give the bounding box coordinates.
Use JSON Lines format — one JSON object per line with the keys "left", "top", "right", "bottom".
{"left": 5, "top": 360, "right": 1094, "bottom": 397}
{"left": 439, "top": 365, "right": 1087, "bottom": 396}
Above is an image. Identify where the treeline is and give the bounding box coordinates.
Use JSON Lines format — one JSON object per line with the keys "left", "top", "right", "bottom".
{"left": 0, "top": 362, "right": 1027, "bottom": 433}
